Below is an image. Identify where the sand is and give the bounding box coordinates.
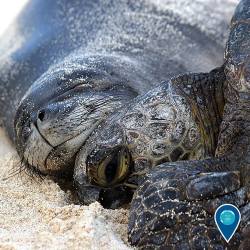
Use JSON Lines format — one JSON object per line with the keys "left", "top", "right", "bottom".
{"left": 0, "top": 129, "right": 133, "bottom": 250}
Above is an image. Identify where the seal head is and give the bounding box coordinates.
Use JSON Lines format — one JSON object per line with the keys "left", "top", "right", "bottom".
{"left": 14, "top": 55, "right": 139, "bottom": 176}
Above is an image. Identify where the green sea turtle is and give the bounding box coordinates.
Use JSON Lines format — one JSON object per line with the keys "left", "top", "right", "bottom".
{"left": 0, "top": 0, "right": 248, "bottom": 249}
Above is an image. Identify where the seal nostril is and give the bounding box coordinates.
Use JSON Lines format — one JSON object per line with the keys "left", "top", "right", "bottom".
{"left": 38, "top": 110, "right": 46, "bottom": 122}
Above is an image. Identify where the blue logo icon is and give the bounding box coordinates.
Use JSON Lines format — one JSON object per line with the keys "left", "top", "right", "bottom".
{"left": 214, "top": 204, "right": 241, "bottom": 243}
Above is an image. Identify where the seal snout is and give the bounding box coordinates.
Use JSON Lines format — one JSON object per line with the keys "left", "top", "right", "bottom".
{"left": 35, "top": 103, "right": 64, "bottom": 147}
{"left": 14, "top": 55, "right": 141, "bottom": 177}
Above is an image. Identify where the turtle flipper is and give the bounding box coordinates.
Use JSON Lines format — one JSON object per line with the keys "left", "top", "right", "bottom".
{"left": 128, "top": 160, "right": 247, "bottom": 249}
{"left": 186, "top": 170, "right": 241, "bottom": 200}
{"left": 239, "top": 203, "right": 250, "bottom": 249}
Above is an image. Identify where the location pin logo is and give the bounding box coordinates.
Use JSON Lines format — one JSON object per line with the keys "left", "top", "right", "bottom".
{"left": 214, "top": 204, "right": 241, "bottom": 243}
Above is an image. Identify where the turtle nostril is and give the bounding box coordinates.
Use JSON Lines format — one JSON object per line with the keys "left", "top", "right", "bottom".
{"left": 38, "top": 109, "right": 46, "bottom": 122}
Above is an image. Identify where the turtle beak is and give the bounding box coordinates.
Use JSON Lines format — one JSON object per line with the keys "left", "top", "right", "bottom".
{"left": 74, "top": 172, "right": 101, "bottom": 205}
{"left": 86, "top": 146, "right": 133, "bottom": 187}
{"left": 78, "top": 185, "right": 101, "bottom": 205}
{"left": 74, "top": 168, "right": 133, "bottom": 208}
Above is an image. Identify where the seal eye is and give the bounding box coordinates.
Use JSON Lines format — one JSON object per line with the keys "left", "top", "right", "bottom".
{"left": 96, "top": 147, "right": 131, "bottom": 187}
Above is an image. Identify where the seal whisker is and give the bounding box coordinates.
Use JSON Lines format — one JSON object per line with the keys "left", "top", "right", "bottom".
{"left": 2, "top": 167, "right": 23, "bottom": 181}
{"left": 20, "top": 152, "right": 45, "bottom": 182}
{"left": 3, "top": 156, "right": 29, "bottom": 181}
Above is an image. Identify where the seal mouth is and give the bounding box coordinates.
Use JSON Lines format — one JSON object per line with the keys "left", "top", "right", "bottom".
{"left": 14, "top": 54, "right": 141, "bottom": 179}
{"left": 44, "top": 119, "right": 103, "bottom": 174}
{"left": 21, "top": 117, "right": 103, "bottom": 176}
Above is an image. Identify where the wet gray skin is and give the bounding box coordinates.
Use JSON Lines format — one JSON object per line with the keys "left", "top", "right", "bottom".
{"left": 14, "top": 55, "right": 143, "bottom": 175}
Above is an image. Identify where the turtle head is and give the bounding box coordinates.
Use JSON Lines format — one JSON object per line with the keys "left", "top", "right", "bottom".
{"left": 76, "top": 102, "right": 147, "bottom": 199}
{"left": 74, "top": 119, "right": 136, "bottom": 208}
{"left": 75, "top": 82, "right": 202, "bottom": 207}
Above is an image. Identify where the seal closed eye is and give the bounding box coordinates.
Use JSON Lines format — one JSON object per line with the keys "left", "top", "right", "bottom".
{"left": 1, "top": 0, "right": 229, "bottom": 177}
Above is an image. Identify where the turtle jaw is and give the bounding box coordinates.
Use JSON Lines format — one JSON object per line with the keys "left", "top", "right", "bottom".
{"left": 74, "top": 173, "right": 134, "bottom": 208}
{"left": 74, "top": 131, "right": 136, "bottom": 208}
{"left": 74, "top": 145, "right": 135, "bottom": 208}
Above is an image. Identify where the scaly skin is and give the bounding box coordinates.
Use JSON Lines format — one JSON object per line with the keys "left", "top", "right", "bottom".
{"left": 128, "top": 0, "right": 250, "bottom": 249}
{"left": 74, "top": 0, "right": 250, "bottom": 248}
{"left": 0, "top": 0, "right": 246, "bottom": 248}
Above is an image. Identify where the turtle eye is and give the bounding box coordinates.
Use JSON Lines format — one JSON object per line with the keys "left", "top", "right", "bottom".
{"left": 96, "top": 147, "right": 131, "bottom": 187}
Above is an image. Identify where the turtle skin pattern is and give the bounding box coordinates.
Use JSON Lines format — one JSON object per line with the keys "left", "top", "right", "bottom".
{"left": 128, "top": 1, "right": 250, "bottom": 249}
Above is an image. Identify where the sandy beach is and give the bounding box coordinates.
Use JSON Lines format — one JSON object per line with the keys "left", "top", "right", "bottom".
{"left": 0, "top": 129, "right": 132, "bottom": 250}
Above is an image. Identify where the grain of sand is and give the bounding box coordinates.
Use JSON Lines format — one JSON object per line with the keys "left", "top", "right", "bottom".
{"left": 0, "top": 129, "right": 133, "bottom": 250}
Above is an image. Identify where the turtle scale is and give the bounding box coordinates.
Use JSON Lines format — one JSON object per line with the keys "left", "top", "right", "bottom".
{"left": 127, "top": 1, "right": 250, "bottom": 248}
{"left": 120, "top": 82, "right": 204, "bottom": 171}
